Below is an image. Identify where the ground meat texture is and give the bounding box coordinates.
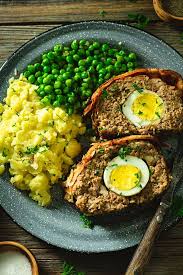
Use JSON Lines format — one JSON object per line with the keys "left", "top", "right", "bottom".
{"left": 64, "top": 140, "right": 170, "bottom": 216}
{"left": 92, "top": 75, "right": 183, "bottom": 138}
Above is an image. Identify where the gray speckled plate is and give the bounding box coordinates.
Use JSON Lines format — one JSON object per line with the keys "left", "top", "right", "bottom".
{"left": 0, "top": 22, "right": 183, "bottom": 253}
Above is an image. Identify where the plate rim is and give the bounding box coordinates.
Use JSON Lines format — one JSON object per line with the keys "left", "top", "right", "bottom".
{"left": 0, "top": 21, "right": 182, "bottom": 253}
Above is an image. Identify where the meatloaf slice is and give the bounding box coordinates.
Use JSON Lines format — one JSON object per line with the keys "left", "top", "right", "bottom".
{"left": 84, "top": 68, "right": 183, "bottom": 138}
{"left": 64, "top": 135, "right": 170, "bottom": 216}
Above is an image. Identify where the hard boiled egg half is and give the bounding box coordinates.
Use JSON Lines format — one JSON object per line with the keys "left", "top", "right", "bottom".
{"left": 122, "top": 88, "right": 165, "bottom": 127}
{"left": 103, "top": 155, "right": 150, "bottom": 196}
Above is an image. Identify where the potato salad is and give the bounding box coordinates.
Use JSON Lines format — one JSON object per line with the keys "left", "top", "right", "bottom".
{"left": 0, "top": 76, "right": 86, "bottom": 206}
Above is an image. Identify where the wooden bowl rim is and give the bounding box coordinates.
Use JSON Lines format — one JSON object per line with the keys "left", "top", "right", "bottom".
{"left": 153, "top": 0, "right": 183, "bottom": 21}
{"left": 0, "top": 241, "right": 39, "bottom": 275}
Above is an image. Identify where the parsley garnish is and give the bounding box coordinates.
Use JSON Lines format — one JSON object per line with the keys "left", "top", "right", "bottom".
{"left": 141, "top": 102, "right": 146, "bottom": 106}
{"left": 171, "top": 196, "right": 183, "bottom": 217}
{"left": 94, "top": 169, "right": 100, "bottom": 176}
{"left": 24, "top": 145, "right": 49, "bottom": 155}
{"left": 109, "top": 164, "right": 118, "bottom": 168}
{"left": 118, "top": 146, "right": 132, "bottom": 159}
{"left": 61, "top": 261, "right": 86, "bottom": 275}
{"left": 155, "top": 112, "right": 161, "bottom": 119}
{"left": 98, "top": 147, "right": 105, "bottom": 154}
{"left": 149, "top": 168, "right": 153, "bottom": 177}
{"left": 99, "top": 10, "right": 106, "bottom": 17}
{"left": 138, "top": 110, "right": 143, "bottom": 115}
{"left": 128, "top": 13, "right": 150, "bottom": 29}
{"left": 132, "top": 83, "right": 143, "bottom": 93}
{"left": 135, "top": 172, "right": 142, "bottom": 188}
{"left": 2, "top": 149, "right": 8, "bottom": 157}
{"left": 102, "top": 89, "right": 108, "bottom": 99}
{"left": 80, "top": 214, "right": 94, "bottom": 229}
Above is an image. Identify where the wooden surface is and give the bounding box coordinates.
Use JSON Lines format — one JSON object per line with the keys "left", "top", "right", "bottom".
{"left": 0, "top": 1, "right": 183, "bottom": 274}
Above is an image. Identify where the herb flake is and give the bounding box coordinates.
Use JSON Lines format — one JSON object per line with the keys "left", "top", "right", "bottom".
{"left": 128, "top": 13, "right": 150, "bottom": 29}
{"left": 101, "top": 89, "right": 108, "bottom": 99}
{"left": 61, "top": 261, "right": 86, "bottom": 275}
{"left": 80, "top": 214, "right": 94, "bottom": 229}
{"left": 99, "top": 10, "right": 106, "bottom": 17}
{"left": 132, "top": 83, "right": 143, "bottom": 93}
{"left": 118, "top": 146, "right": 132, "bottom": 159}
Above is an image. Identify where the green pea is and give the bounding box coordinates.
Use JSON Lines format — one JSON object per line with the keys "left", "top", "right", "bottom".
{"left": 54, "top": 80, "right": 62, "bottom": 89}
{"left": 73, "top": 54, "right": 80, "bottom": 61}
{"left": 40, "top": 91, "right": 46, "bottom": 97}
{"left": 42, "top": 73, "right": 48, "bottom": 78}
{"left": 71, "top": 40, "right": 79, "bottom": 50}
{"left": 42, "top": 53, "right": 47, "bottom": 60}
{"left": 60, "top": 69, "right": 65, "bottom": 75}
{"left": 35, "top": 71, "right": 42, "bottom": 78}
{"left": 92, "top": 60, "right": 98, "bottom": 66}
{"left": 66, "top": 55, "right": 74, "bottom": 63}
{"left": 114, "top": 61, "right": 121, "bottom": 69}
{"left": 53, "top": 100, "right": 60, "bottom": 107}
{"left": 99, "top": 68, "right": 106, "bottom": 76}
{"left": 93, "top": 41, "right": 100, "bottom": 49}
{"left": 54, "top": 44, "right": 63, "bottom": 52}
{"left": 108, "top": 49, "right": 116, "bottom": 56}
{"left": 82, "top": 83, "right": 89, "bottom": 89}
{"left": 65, "top": 79, "right": 72, "bottom": 87}
{"left": 43, "top": 66, "right": 51, "bottom": 73}
{"left": 96, "top": 63, "right": 103, "bottom": 71}
{"left": 53, "top": 74, "right": 59, "bottom": 80}
{"left": 116, "top": 55, "right": 124, "bottom": 62}
{"left": 104, "top": 73, "right": 111, "bottom": 80}
{"left": 128, "top": 68, "right": 134, "bottom": 72}
{"left": 51, "top": 63, "right": 59, "bottom": 70}
{"left": 127, "top": 62, "right": 134, "bottom": 68}
{"left": 124, "top": 56, "right": 130, "bottom": 62}
{"left": 78, "top": 60, "right": 86, "bottom": 67}
{"left": 47, "top": 52, "right": 55, "bottom": 60}
{"left": 27, "top": 65, "right": 35, "bottom": 74}
{"left": 63, "top": 87, "right": 70, "bottom": 94}
{"left": 128, "top": 53, "right": 137, "bottom": 60}
{"left": 42, "top": 58, "right": 50, "bottom": 66}
{"left": 55, "top": 89, "right": 62, "bottom": 95}
{"left": 98, "top": 78, "right": 104, "bottom": 85}
{"left": 94, "top": 50, "right": 100, "bottom": 55}
{"left": 62, "top": 72, "right": 70, "bottom": 80}
{"left": 102, "top": 44, "right": 109, "bottom": 52}
{"left": 121, "top": 64, "right": 127, "bottom": 72}
{"left": 28, "top": 75, "right": 36, "bottom": 84}
{"left": 57, "top": 75, "right": 64, "bottom": 82}
{"left": 68, "top": 96, "right": 75, "bottom": 104}
{"left": 85, "top": 50, "right": 90, "bottom": 57}
{"left": 56, "top": 94, "right": 65, "bottom": 102}
{"left": 34, "top": 63, "right": 41, "bottom": 71}
{"left": 43, "top": 76, "right": 51, "bottom": 85}
{"left": 88, "top": 45, "right": 94, "bottom": 51}
{"left": 52, "top": 68, "right": 59, "bottom": 75}
{"left": 83, "top": 78, "right": 91, "bottom": 84}
{"left": 78, "top": 66, "right": 85, "bottom": 72}
{"left": 118, "top": 50, "right": 125, "bottom": 56}
{"left": 86, "top": 56, "right": 93, "bottom": 64}
{"left": 88, "top": 66, "right": 95, "bottom": 73}
{"left": 41, "top": 96, "right": 50, "bottom": 105}
{"left": 74, "top": 73, "right": 81, "bottom": 81}
{"left": 67, "top": 107, "right": 74, "bottom": 115}
{"left": 37, "top": 76, "right": 43, "bottom": 84}
{"left": 24, "top": 71, "right": 31, "bottom": 78}
{"left": 105, "top": 57, "right": 113, "bottom": 65}
{"left": 81, "top": 72, "right": 88, "bottom": 79}
{"left": 79, "top": 39, "right": 86, "bottom": 47}
{"left": 44, "top": 85, "right": 53, "bottom": 93}
{"left": 78, "top": 49, "right": 85, "bottom": 57}
{"left": 39, "top": 84, "right": 45, "bottom": 91}
{"left": 106, "top": 65, "right": 114, "bottom": 73}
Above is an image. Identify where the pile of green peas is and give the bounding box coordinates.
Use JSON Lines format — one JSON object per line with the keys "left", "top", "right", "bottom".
{"left": 23, "top": 40, "right": 138, "bottom": 115}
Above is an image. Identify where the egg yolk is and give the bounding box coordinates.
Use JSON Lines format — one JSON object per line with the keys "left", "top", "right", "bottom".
{"left": 132, "top": 92, "right": 164, "bottom": 121}
{"left": 110, "top": 165, "right": 141, "bottom": 191}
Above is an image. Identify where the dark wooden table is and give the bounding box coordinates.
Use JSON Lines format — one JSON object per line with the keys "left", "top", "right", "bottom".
{"left": 0, "top": 1, "right": 183, "bottom": 274}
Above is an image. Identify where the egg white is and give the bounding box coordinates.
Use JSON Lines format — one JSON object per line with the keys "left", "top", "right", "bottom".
{"left": 122, "top": 90, "right": 164, "bottom": 128}
{"left": 103, "top": 155, "right": 150, "bottom": 196}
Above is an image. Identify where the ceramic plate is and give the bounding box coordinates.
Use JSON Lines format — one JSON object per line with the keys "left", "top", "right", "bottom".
{"left": 0, "top": 22, "right": 183, "bottom": 253}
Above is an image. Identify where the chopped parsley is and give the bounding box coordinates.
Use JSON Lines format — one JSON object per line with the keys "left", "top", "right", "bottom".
{"left": 118, "top": 146, "right": 132, "bottom": 159}
{"left": 149, "top": 168, "right": 153, "bottom": 177}
{"left": 155, "top": 112, "right": 161, "bottom": 119}
{"left": 132, "top": 83, "right": 143, "bottom": 93}
{"left": 80, "top": 214, "right": 94, "bottom": 229}
{"left": 2, "top": 148, "right": 8, "bottom": 157}
{"left": 61, "top": 261, "right": 86, "bottom": 275}
{"left": 135, "top": 172, "right": 142, "bottom": 188}
{"left": 141, "top": 102, "right": 146, "bottom": 106}
{"left": 101, "top": 89, "right": 108, "bottom": 99}
{"left": 99, "top": 10, "right": 106, "bottom": 17}
{"left": 98, "top": 147, "right": 105, "bottom": 154}
{"left": 24, "top": 144, "right": 49, "bottom": 155}
{"left": 128, "top": 13, "right": 150, "bottom": 29}
{"left": 109, "top": 164, "right": 118, "bottom": 168}
{"left": 138, "top": 110, "right": 143, "bottom": 115}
